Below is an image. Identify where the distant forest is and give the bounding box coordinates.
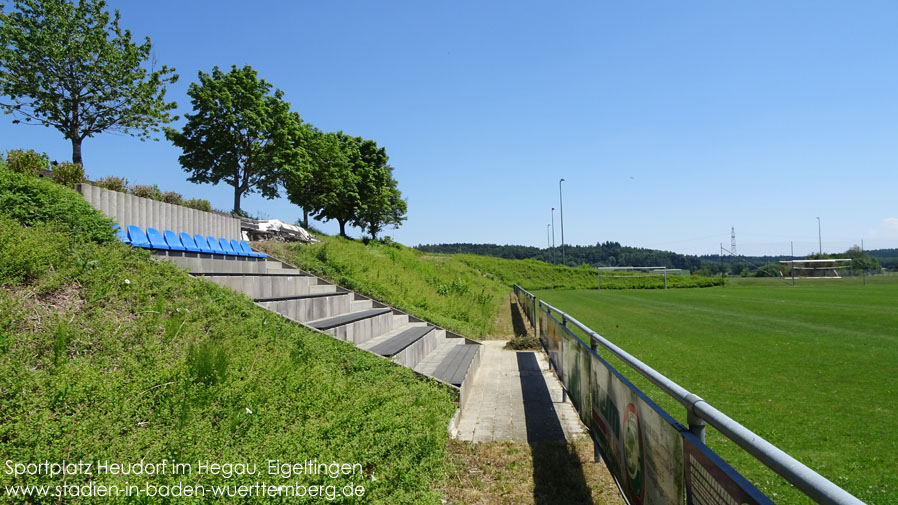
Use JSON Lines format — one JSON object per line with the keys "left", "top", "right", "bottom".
{"left": 415, "top": 243, "right": 898, "bottom": 273}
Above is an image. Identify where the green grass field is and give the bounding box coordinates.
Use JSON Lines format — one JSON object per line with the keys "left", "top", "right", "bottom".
{"left": 535, "top": 276, "right": 898, "bottom": 505}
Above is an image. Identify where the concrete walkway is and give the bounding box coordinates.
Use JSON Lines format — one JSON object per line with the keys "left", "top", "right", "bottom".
{"left": 454, "top": 341, "right": 586, "bottom": 443}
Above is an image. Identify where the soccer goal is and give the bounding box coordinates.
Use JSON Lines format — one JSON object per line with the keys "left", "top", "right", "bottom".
{"left": 779, "top": 259, "right": 852, "bottom": 280}
{"left": 596, "top": 266, "right": 685, "bottom": 289}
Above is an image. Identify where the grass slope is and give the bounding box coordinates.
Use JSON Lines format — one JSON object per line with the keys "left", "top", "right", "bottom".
{"left": 535, "top": 277, "right": 898, "bottom": 505}
{"left": 260, "top": 238, "right": 509, "bottom": 338}
{"left": 0, "top": 170, "right": 457, "bottom": 504}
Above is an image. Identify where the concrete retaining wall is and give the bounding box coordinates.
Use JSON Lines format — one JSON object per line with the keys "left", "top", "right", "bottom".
{"left": 76, "top": 183, "right": 241, "bottom": 239}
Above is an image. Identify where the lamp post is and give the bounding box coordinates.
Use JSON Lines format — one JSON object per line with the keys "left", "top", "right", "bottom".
{"left": 817, "top": 217, "right": 822, "bottom": 254}
{"left": 546, "top": 224, "right": 550, "bottom": 252}
{"left": 552, "top": 207, "right": 558, "bottom": 265}
{"left": 559, "top": 178, "right": 565, "bottom": 266}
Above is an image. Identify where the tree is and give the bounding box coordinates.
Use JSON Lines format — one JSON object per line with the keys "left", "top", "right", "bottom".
{"left": 283, "top": 127, "right": 346, "bottom": 229}
{"left": 165, "top": 65, "right": 306, "bottom": 214}
{"left": 313, "top": 132, "right": 362, "bottom": 237}
{"left": 0, "top": 0, "right": 178, "bottom": 166}
{"left": 352, "top": 140, "right": 406, "bottom": 239}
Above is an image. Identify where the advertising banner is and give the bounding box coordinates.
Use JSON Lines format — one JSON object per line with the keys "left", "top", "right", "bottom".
{"left": 683, "top": 433, "right": 775, "bottom": 505}
{"left": 590, "top": 353, "right": 685, "bottom": 505}
{"left": 542, "top": 311, "right": 563, "bottom": 379}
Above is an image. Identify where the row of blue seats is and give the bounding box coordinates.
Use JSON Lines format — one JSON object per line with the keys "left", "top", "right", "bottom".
{"left": 116, "top": 225, "right": 267, "bottom": 258}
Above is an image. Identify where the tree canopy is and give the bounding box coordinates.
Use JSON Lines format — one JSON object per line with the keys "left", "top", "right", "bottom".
{"left": 284, "top": 132, "right": 406, "bottom": 238}
{"left": 0, "top": 0, "right": 178, "bottom": 167}
{"left": 165, "top": 65, "right": 307, "bottom": 214}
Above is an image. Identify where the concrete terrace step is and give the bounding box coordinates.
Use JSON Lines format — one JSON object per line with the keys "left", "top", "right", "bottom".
{"left": 368, "top": 325, "right": 435, "bottom": 357}
{"left": 307, "top": 308, "right": 395, "bottom": 344}
{"left": 201, "top": 274, "right": 319, "bottom": 299}
{"left": 259, "top": 292, "right": 352, "bottom": 322}
{"left": 308, "top": 308, "right": 393, "bottom": 330}
{"left": 414, "top": 339, "right": 465, "bottom": 377}
{"left": 431, "top": 344, "right": 480, "bottom": 387}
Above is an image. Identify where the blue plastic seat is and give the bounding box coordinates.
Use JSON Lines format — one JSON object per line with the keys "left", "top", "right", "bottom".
{"left": 239, "top": 240, "right": 267, "bottom": 258}
{"left": 113, "top": 224, "right": 130, "bottom": 245}
{"left": 146, "top": 228, "right": 170, "bottom": 250}
{"left": 206, "top": 235, "right": 226, "bottom": 255}
{"left": 194, "top": 234, "right": 215, "bottom": 254}
{"left": 163, "top": 230, "right": 186, "bottom": 251}
{"left": 218, "top": 238, "right": 239, "bottom": 256}
{"left": 127, "top": 225, "right": 151, "bottom": 248}
{"left": 229, "top": 239, "right": 251, "bottom": 257}
{"left": 179, "top": 232, "right": 202, "bottom": 253}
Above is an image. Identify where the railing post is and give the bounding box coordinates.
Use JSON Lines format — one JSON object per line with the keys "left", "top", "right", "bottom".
{"left": 560, "top": 314, "right": 568, "bottom": 404}
{"left": 685, "top": 393, "right": 706, "bottom": 443}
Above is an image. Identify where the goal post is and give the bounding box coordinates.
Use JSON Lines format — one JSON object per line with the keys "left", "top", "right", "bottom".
{"left": 779, "top": 259, "right": 852, "bottom": 280}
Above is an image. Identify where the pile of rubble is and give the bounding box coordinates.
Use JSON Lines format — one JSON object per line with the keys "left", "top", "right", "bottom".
{"left": 240, "top": 218, "right": 319, "bottom": 243}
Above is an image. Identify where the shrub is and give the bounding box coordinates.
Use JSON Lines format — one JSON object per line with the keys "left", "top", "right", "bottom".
{"left": 160, "top": 191, "right": 183, "bottom": 205}
{"left": 5, "top": 149, "right": 50, "bottom": 177}
{"left": 51, "top": 161, "right": 86, "bottom": 188}
{"left": 182, "top": 198, "right": 212, "bottom": 212}
{"left": 130, "top": 184, "right": 158, "bottom": 200}
{"left": 94, "top": 176, "right": 129, "bottom": 192}
{"left": 0, "top": 169, "right": 115, "bottom": 244}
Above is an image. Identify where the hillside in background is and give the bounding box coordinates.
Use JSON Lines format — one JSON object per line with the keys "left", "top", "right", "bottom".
{"left": 417, "top": 242, "right": 897, "bottom": 272}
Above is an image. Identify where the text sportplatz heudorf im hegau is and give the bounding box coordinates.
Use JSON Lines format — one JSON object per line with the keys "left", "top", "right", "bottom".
{"left": 4, "top": 459, "right": 365, "bottom": 479}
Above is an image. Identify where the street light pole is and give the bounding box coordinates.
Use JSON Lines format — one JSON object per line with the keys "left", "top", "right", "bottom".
{"left": 559, "top": 178, "right": 565, "bottom": 266}
{"left": 546, "top": 224, "right": 550, "bottom": 251}
{"left": 552, "top": 207, "right": 558, "bottom": 265}
{"left": 817, "top": 217, "right": 822, "bottom": 254}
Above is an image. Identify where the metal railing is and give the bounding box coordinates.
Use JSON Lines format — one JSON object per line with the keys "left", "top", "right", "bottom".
{"left": 514, "top": 284, "right": 865, "bottom": 505}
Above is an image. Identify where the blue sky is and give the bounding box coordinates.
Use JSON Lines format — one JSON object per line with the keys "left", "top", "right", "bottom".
{"left": 3, "top": 0, "right": 896, "bottom": 256}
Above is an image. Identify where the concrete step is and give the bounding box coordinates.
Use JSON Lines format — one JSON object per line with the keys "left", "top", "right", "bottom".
{"left": 430, "top": 344, "right": 480, "bottom": 387}
{"left": 258, "top": 292, "right": 352, "bottom": 322}
{"left": 202, "top": 274, "right": 316, "bottom": 299}
{"left": 306, "top": 308, "right": 395, "bottom": 344}
{"left": 368, "top": 325, "right": 444, "bottom": 369}
{"left": 414, "top": 339, "right": 465, "bottom": 377}
{"left": 162, "top": 252, "right": 268, "bottom": 274}
{"left": 308, "top": 283, "right": 338, "bottom": 294}
{"left": 350, "top": 299, "right": 373, "bottom": 312}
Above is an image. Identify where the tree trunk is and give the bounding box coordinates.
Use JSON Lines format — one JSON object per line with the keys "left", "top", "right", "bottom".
{"left": 338, "top": 219, "right": 347, "bottom": 237}
{"left": 302, "top": 208, "right": 309, "bottom": 229}
{"left": 71, "top": 138, "right": 83, "bottom": 166}
{"left": 233, "top": 186, "right": 244, "bottom": 214}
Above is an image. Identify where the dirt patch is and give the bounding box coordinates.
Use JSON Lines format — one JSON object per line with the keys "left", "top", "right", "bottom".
{"left": 443, "top": 438, "right": 624, "bottom": 505}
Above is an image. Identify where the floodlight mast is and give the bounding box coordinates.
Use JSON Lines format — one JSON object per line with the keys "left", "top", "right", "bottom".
{"left": 559, "top": 178, "right": 565, "bottom": 266}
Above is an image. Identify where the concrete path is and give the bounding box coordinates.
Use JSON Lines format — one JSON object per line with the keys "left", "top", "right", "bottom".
{"left": 454, "top": 341, "right": 586, "bottom": 443}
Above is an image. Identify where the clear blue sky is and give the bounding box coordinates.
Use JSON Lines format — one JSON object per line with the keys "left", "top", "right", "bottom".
{"left": 3, "top": 0, "right": 897, "bottom": 256}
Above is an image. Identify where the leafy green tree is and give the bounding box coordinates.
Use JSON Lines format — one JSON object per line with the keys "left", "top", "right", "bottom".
{"left": 165, "top": 65, "right": 306, "bottom": 214}
{"left": 352, "top": 140, "right": 406, "bottom": 239}
{"left": 283, "top": 127, "right": 346, "bottom": 229}
{"left": 0, "top": 0, "right": 178, "bottom": 166}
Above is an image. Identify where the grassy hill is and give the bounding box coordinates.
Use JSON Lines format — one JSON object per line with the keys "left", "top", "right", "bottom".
{"left": 0, "top": 169, "right": 457, "bottom": 504}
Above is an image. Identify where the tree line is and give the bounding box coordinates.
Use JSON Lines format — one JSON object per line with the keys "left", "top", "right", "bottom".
{"left": 0, "top": 0, "right": 405, "bottom": 239}
{"left": 417, "top": 242, "right": 894, "bottom": 274}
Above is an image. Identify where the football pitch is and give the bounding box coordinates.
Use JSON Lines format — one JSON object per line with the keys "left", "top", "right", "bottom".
{"left": 534, "top": 275, "right": 898, "bottom": 505}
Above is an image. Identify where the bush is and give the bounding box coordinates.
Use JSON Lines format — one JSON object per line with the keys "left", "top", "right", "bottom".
{"left": 94, "top": 176, "right": 129, "bottom": 192}
{"left": 182, "top": 198, "right": 212, "bottom": 212}
{"left": 130, "top": 184, "right": 159, "bottom": 200}
{"left": 0, "top": 169, "right": 115, "bottom": 244}
{"left": 5, "top": 149, "right": 50, "bottom": 177}
{"left": 51, "top": 161, "right": 86, "bottom": 188}
{"left": 160, "top": 191, "right": 183, "bottom": 205}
